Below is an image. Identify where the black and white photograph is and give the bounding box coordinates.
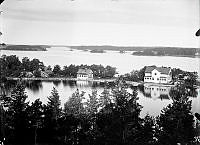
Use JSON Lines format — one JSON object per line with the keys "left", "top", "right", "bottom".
{"left": 0, "top": 0, "right": 200, "bottom": 144}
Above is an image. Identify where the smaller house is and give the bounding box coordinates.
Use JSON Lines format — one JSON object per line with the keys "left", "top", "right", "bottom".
{"left": 144, "top": 66, "right": 172, "bottom": 84}
{"left": 77, "top": 68, "right": 93, "bottom": 80}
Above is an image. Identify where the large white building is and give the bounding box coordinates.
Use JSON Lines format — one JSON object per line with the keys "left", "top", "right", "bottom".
{"left": 144, "top": 66, "right": 172, "bottom": 84}
{"left": 77, "top": 68, "right": 93, "bottom": 80}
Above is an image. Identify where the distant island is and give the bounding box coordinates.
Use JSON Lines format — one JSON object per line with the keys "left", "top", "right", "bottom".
{"left": 69, "top": 45, "right": 200, "bottom": 57}
{"left": 90, "top": 49, "right": 105, "bottom": 53}
{"left": 0, "top": 45, "right": 50, "bottom": 51}
{"left": 1, "top": 44, "right": 200, "bottom": 57}
{"left": 132, "top": 47, "right": 200, "bottom": 57}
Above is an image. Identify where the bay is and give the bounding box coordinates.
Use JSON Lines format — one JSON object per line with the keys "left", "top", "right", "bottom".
{"left": 1, "top": 47, "right": 200, "bottom": 117}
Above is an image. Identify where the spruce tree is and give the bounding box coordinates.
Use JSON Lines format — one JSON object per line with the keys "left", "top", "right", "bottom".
{"left": 96, "top": 78, "right": 143, "bottom": 145}
{"left": 64, "top": 89, "right": 85, "bottom": 116}
{"left": 44, "top": 87, "right": 61, "bottom": 144}
{"left": 64, "top": 89, "right": 86, "bottom": 145}
{"left": 7, "top": 82, "right": 29, "bottom": 144}
{"left": 47, "top": 87, "right": 61, "bottom": 121}
{"left": 156, "top": 84, "right": 195, "bottom": 145}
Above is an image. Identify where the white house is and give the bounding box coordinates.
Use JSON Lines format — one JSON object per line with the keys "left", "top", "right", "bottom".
{"left": 144, "top": 66, "right": 172, "bottom": 84}
{"left": 77, "top": 68, "right": 93, "bottom": 80}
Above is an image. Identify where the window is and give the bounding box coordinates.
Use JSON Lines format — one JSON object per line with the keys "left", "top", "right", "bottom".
{"left": 157, "top": 78, "right": 159, "bottom": 80}
{"left": 155, "top": 73, "right": 157, "bottom": 75}
{"left": 152, "top": 77, "right": 154, "bottom": 80}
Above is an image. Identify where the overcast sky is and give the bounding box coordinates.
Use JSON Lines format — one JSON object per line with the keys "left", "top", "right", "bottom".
{"left": 0, "top": 0, "right": 199, "bottom": 47}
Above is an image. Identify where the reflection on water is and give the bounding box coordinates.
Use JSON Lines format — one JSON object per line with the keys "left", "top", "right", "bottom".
{"left": 1, "top": 80, "right": 199, "bottom": 117}
{"left": 53, "top": 80, "right": 62, "bottom": 86}
{"left": 25, "top": 80, "right": 43, "bottom": 93}
{"left": 76, "top": 81, "right": 93, "bottom": 88}
{"left": 63, "top": 80, "right": 76, "bottom": 87}
{"left": 143, "top": 84, "right": 171, "bottom": 100}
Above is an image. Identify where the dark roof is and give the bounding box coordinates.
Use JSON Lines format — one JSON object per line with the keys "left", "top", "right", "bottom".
{"left": 145, "top": 66, "right": 156, "bottom": 73}
{"left": 77, "top": 68, "right": 93, "bottom": 74}
{"left": 145, "top": 66, "right": 171, "bottom": 75}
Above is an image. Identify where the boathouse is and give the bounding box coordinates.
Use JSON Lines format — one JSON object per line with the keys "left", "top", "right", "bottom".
{"left": 144, "top": 66, "right": 172, "bottom": 84}
{"left": 77, "top": 68, "right": 93, "bottom": 80}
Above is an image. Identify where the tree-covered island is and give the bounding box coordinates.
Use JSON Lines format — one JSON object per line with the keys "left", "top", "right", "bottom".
{"left": 0, "top": 55, "right": 117, "bottom": 80}
{"left": 69, "top": 46, "right": 200, "bottom": 57}
{"left": 0, "top": 55, "right": 199, "bottom": 88}
{"left": 0, "top": 45, "right": 49, "bottom": 51}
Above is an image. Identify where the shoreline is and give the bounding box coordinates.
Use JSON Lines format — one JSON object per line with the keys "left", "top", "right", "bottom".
{"left": 6, "top": 77, "right": 182, "bottom": 87}
{"left": 6, "top": 77, "right": 116, "bottom": 83}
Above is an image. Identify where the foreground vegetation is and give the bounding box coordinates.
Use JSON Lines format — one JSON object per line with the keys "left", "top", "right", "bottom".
{"left": 0, "top": 77, "right": 199, "bottom": 145}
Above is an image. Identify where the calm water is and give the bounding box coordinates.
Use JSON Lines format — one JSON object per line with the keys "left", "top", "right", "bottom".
{"left": 1, "top": 47, "right": 200, "bottom": 117}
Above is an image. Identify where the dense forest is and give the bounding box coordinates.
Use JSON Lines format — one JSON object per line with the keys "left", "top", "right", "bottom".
{"left": 0, "top": 77, "right": 200, "bottom": 145}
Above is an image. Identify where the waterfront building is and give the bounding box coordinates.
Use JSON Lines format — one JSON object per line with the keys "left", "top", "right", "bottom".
{"left": 77, "top": 68, "right": 93, "bottom": 80}
{"left": 144, "top": 66, "right": 172, "bottom": 84}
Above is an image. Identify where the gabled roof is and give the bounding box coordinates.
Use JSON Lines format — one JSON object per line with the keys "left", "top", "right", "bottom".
{"left": 145, "top": 66, "right": 156, "bottom": 73}
{"left": 77, "top": 68, "right": 93, "bottom": 74}
{"left": 145, "top": 66, "right": 171, "bottom": 75}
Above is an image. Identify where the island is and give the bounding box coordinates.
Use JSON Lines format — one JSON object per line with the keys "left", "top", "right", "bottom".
{"left": 0, "top": 45, "right": 50, "bottom": 51}
{"left": 90, "top": 49, "right": 105, "bottom": 53}
{"left": 68, "top": 45, "right": 199, "bottom": 57}
{"left": 132, "top": 47, "right": 199, "bottom": 57}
